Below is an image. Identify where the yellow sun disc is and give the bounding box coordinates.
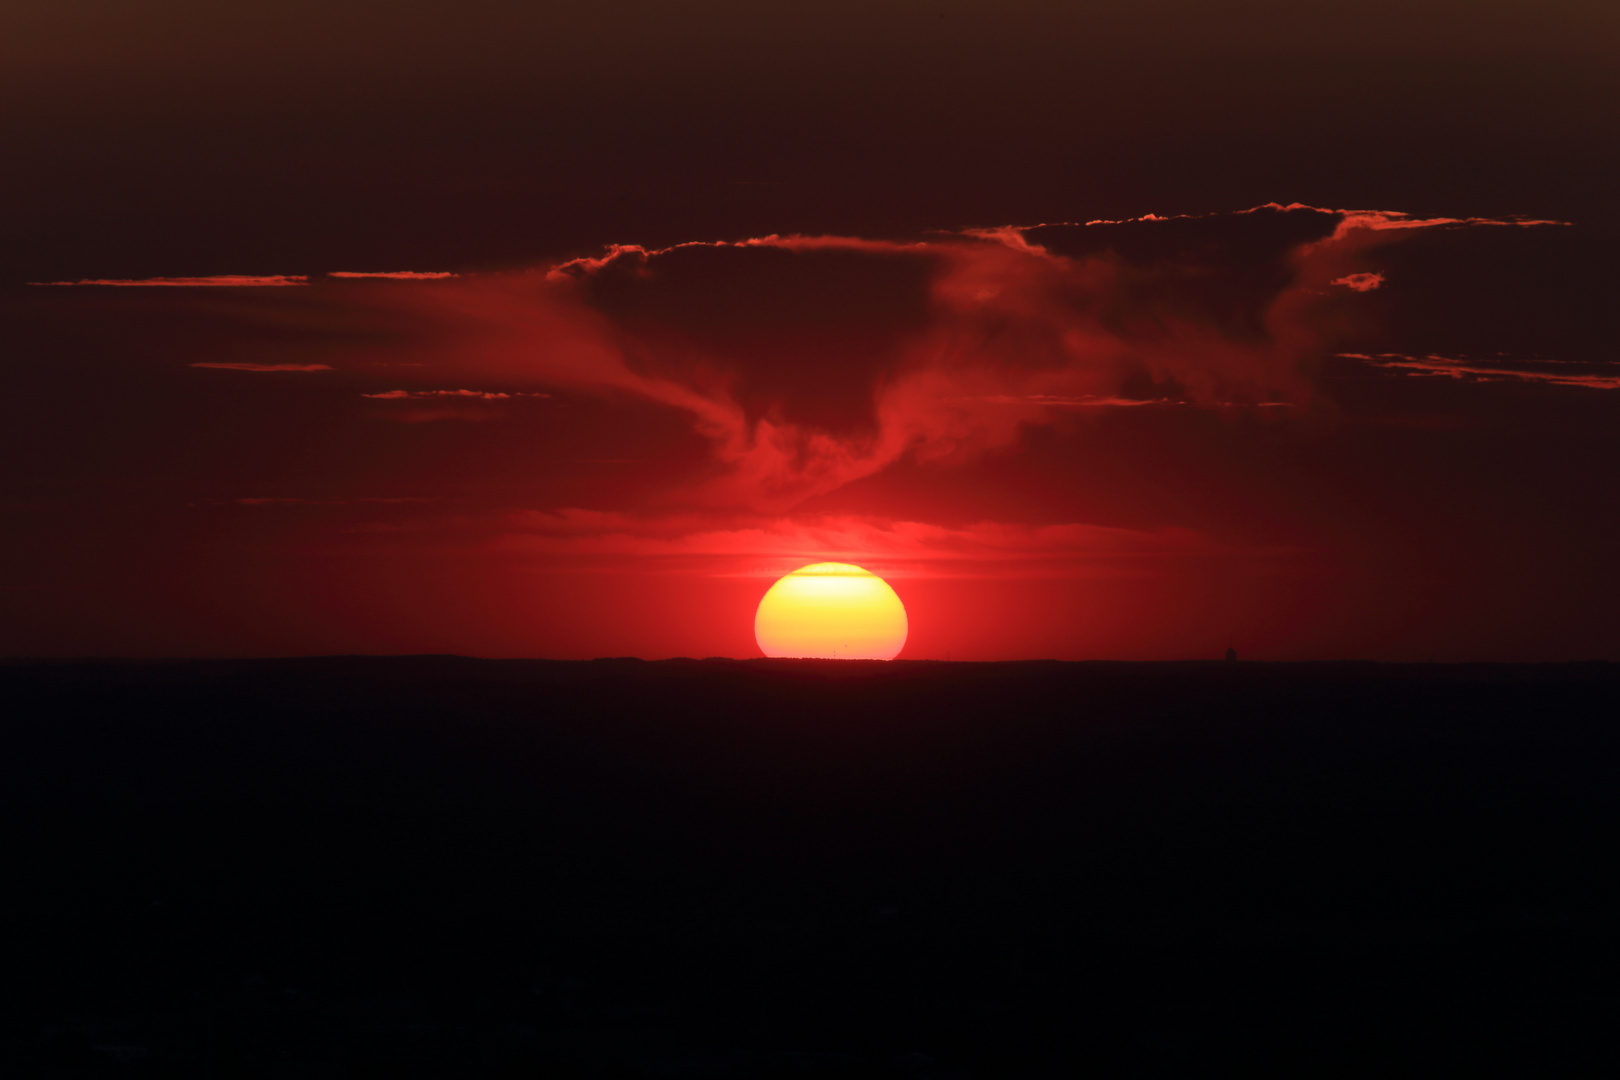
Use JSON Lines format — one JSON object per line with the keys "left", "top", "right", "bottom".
{"left": 754, "top": 562, "right": 908, "bottom": 660}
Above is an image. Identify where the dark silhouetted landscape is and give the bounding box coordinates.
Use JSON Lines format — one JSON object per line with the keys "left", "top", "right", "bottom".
{"left": 3, "top": 657, "right": 1617, "bottom": 1076}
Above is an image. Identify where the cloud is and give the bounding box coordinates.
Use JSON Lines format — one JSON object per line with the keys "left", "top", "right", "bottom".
{"left": 220, "top": 497, "right": 439, "bottom": 506}
{"left": 361, "top": 389, "right": 550, "bottom": 400}
{"left": 492, "top": 205, "right": 1430, "bottom": 508}
{"left": 32, "top": 275, "right": 309, "bottom": 287}
{"left": 359, "top": 387, "right": 551, "bottom": 422}
{"left": 189, "top": 362, "right": 334, "bottom": 372}
{"left": 980, "top": 394, "right": 1180, "bottom": 407}
{"left": 543, "top": 234, "right": 928, "bottom": 282}
{"left": 327, "top": 271, "right": 458, "bottom": 280}
{"left": 129, "top": 205, "right": 1574, "bottom": 513}
{"left": 1311, "top": 210, "right": 1570, "bottom": 240}
{"left": 1339, "top": 353, "right": 1620, "bottom": 389}
{"left": 1008, "top": 202, "right": 1567, "bottom": 235}
{"left": 1287, "top": 209, "right": 1569, "bottom": 287}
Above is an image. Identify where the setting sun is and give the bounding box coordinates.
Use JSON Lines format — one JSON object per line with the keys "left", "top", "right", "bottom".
{"left": 754, "top": 563, "right": 909, "bottom": 660}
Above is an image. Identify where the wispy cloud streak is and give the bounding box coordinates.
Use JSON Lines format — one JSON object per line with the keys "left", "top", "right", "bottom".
{"left": 190, "top": 362, "right": 333, "bottom": 372}
{"left": 328, "top": 271, "right": 457, "bottom": 280}
{"left": 33, "top": 275, "right": 309, "bottom": 287}
{"left": 1340, "top": 353, "right": 1620, "bottom": 389}
{"left": 362, "top": 389, "right": 550, "bottom": 400}
{"left": 230, "top": 497, "right": 438, "bottom": 506}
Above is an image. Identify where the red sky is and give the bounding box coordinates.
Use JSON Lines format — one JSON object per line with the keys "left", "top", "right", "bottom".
{"left": 3, "top": 3, "right": 1618, "bottom": 660}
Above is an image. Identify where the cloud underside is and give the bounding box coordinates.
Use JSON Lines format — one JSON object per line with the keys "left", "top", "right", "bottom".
{"left": 371, "top": 204, "right": 1560, "bottom": 510}
{"left": 97, "top": 205, "right": 1575, "bottom": 513}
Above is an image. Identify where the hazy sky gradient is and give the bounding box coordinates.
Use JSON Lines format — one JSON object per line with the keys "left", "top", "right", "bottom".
{"left": 4, "top": 3, "right": 1617, "bottom": 659}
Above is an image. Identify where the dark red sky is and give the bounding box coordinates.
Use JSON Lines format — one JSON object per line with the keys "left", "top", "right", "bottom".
{"left": 3, "top": 2, "right": 1618, "bottom": 659}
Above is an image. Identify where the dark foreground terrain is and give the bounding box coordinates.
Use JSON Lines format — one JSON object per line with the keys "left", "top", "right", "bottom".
{"left": 2, "top": 657, "right": 1617, "bottom": 1078}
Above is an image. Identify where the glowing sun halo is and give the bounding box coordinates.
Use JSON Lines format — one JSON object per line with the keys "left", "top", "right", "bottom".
{"left": 754, "top": 563, "right": 909, "bottom": 660}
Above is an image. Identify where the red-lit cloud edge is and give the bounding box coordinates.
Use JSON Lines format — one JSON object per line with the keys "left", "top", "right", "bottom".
{"left": 361, "top": 389, "right": 551, "bottom": 400}
{"left": 1338, "top": 354, "right": 1620, "bottom": 390}
{"left": 28, "top": 203, "right": 1566, "bottom": 290}
{"left": 34, "top": 275, "right": 313, "bottom": 287}
{"left": 30, "top": 271, "right": 457, "bottom": 286}
{"left": 190, "top": 362, "right": 335, "bottom": 372}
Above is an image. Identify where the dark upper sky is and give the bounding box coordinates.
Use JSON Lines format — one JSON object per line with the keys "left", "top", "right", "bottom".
{"left": 3, "top": 2, "right": 1618, "bottom": 659}
{"left": 6, "top": 1, "right": 1618, "bottom": 277}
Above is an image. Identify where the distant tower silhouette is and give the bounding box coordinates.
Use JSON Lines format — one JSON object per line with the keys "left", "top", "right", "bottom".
{"left": 1225, "top": 646, "right": 1237, "bottom": 662}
